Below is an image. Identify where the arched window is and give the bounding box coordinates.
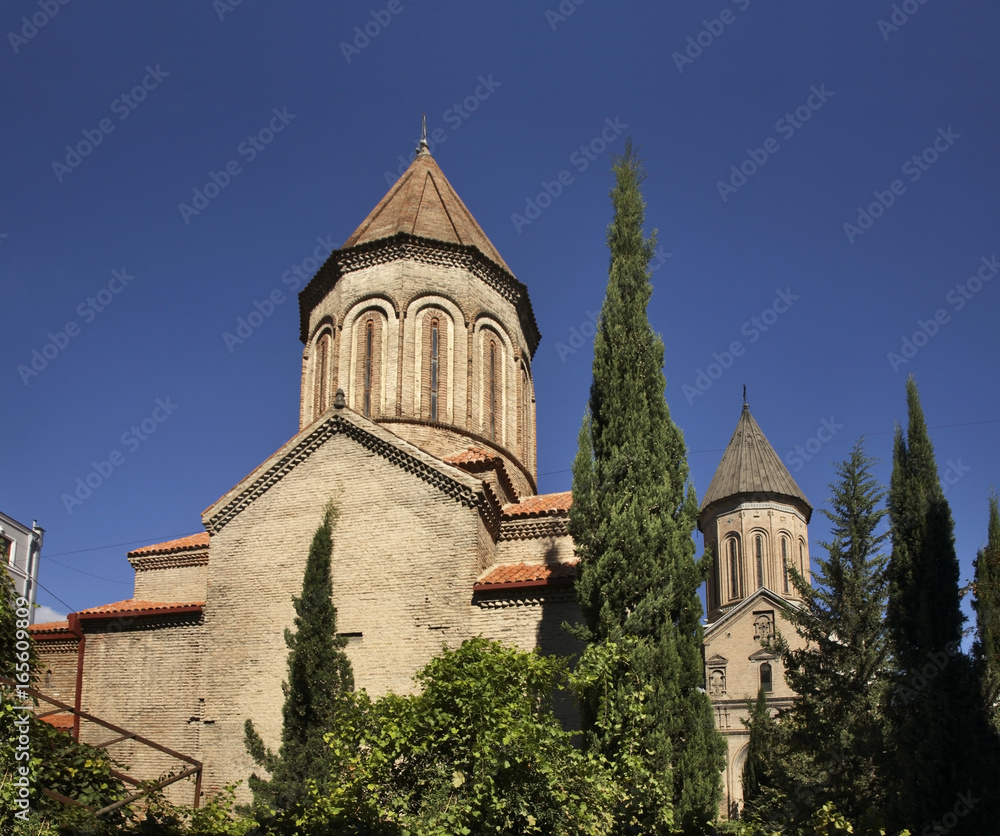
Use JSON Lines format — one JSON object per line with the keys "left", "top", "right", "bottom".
{"left": 799, "top": 540, "right": 805, "bottom": 576}
{"left": 709, "top": 669, "right": 726, "bottom": 697}
{"left": 488, "top": 339, "right": 498, "bottom": 441}
{"left": 760, "top": 662, "right": 773, "bottom": 693}
{"left": 728, "top": 538, "right": 740, "bottom": 599}
{"left": 420, "top": 310, "right": 449, "bottom": 423}
{"left": 519, "top": 364, "right": 530, "bottom": 461}
{"left": 363, "top": 321, "right": 374, "bottom": 418}
{"left": 755, "top": 534, "right": 764, "bottom": 589}
{"left": 313, "top": 332, "right": 330, "bottom": 420}
{"left": 429, "top": 319, "right": 439, "bottom": 421}
{"left": 781, "top": 536, "right": 790, "bottom": 594}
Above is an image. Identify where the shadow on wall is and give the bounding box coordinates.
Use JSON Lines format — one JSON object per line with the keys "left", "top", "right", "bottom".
{"left": 535, "top": 539, "right": 585, "bottom": 731}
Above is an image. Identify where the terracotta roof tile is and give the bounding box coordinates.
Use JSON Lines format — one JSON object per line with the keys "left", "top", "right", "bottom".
{"left": 127, "top": 532, "right": 209, "bottom": 558}
{"left": 77, "top": 599, "right": 204, "bottom": 617}
{"left": 343, "top": 151, "right": 512, "bottom": 274}
{"left": 443, "top": 447, "right": 499, "bottom": 465}
{"left": 29, "top": 621, "right": 69, "bottom": 634}
{"left": 475, "top": 560, "right": 578, "bottom": 589}
{"left": 39, "top": 714, "right": 75, "bottom": 731}
{"left": 502, "top": 491, "right": 572, "bottom": 519}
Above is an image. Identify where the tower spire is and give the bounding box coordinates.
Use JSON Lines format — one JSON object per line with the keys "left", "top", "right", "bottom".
{"left": 415, "top": 112, "right": 429, "bottom": 157}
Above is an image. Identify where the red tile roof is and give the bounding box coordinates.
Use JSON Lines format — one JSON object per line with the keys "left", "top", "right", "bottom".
{"left": 443, "top": 447, "right": 498, "bottom": 465}
{"left": 127, "top": 532, "right": 209, "bottom": 557}
{"left": 475, "top": 560, "right": 578, "bottom": 590}
{"left": 29, "top": 621, "right": 70, "bottom": 634}
{"left": 502, "top": 491, "right": 572, "bottom": 519}
{"left": 76, "top": 599, "right": 204, "bottom": 617}
{"left": 39, "top": 714, "right": 75, "bottom": 731}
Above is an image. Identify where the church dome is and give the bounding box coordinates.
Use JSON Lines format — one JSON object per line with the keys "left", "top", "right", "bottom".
{"left": 295, "top": 139, "right": 540, "bottom": 496}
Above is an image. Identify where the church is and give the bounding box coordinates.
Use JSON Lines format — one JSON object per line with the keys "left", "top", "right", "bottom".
{"left": 30, "top": 135, "right": 811, "bottom": 819}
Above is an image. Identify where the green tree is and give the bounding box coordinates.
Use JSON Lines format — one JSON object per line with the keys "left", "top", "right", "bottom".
{"left": 568, "top": 141, "right": 725, "bottom": 832}
{"left": 741, "top": 688, "right": 778, "bottom": 819}
{"left": 245, "top": 501, "right": 355, "bottom": 815}
{"left": 295, "top": 638, "right": 616, "bottom": 836}
{"left": 774, "top": 442, "right": 890, "bottom": 827}
{"left": 972, "top": 493, "right": 1000, "bottom": 729}
{"left": 884, "top": 377, "right": 994, "bottom": 832}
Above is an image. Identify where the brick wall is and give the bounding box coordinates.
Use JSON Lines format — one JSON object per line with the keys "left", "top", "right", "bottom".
{"left": 78, "top": 615, "right": 205, "bottom": 805}
{"left": 199, "top": 422, "right": 496, "bottom": 799}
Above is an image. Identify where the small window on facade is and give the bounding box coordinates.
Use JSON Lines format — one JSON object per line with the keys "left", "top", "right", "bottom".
{"left": 760, "top": 662, "right": 773, "bottom": 692}
{"left": 363, "top": 321, "right": 374, "bottom": 418}
{"left": 44, "top": 670, "right": 52, "bottom": 690}
{"left": 782, "top": 537, "right": 789, "bottom": 594}
{"left": 755, "top": 534, "right": 764, "bottom": 589}
{"left": 799, "top": 540, "right": 805, "bottom": 576}
{"left": 728, "top": 539, "right": 740, "bottom": 599}
{"left": 430, "top": 319, "right": 439, "bottom": 422}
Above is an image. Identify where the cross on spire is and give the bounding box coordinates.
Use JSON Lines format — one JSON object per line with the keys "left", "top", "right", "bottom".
{"left": 415, "top": 112, "right": 429, "bottom": 157}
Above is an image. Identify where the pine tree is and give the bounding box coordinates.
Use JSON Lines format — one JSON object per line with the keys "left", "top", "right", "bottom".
{"left": 973, "top": 493, "right": 1000, "bottom": 729}
{"left": 568, "top": 141, "right": 725, "bottom": 832}
{"left": 884, "top": 377, "right": 991, "bottom": 833}
{"left": 776, "top": 441, "right": 890, "bottom": 826}
{"left": 244, "top": 501, "right": 354, "bottom": 814}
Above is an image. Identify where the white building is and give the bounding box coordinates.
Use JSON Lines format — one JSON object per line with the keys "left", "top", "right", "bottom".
{"left": 1, "top": 511, "right": 44, "bottom": 623}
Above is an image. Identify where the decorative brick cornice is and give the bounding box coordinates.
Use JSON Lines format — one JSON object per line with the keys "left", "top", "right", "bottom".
{"left": 203, "top": 413, "right": 501, "bottom": 538}
{"left": 82, "top": 611, "right": 204, "bottom": 633}
{"left": 380, "top": 418, "right": 535, "bottom": 496}
{"left": 128, "top": 551, "right": 209, "bottom": 572}
{"left": 498, "top": 517, "right": 569, "bottom": 541}
{"left": 33, "top": 638, "right": 78, "bottom": 653}
{"left": 299, "top": 233, "right": 541, "bottom": 356}
{"left": 473, "top": 588, "right": 577, "bottom": 609}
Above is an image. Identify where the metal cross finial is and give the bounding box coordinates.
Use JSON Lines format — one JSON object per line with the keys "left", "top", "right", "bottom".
{"left": 415, "top": 112, "right": 430, "bottom": 157}
{"left": 743, "top": 384, "right": 747, "bottom": 406}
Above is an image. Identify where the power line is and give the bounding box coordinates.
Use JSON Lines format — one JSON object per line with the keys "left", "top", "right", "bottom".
{"left": 538, "top": 417, "right": 1000, "bottom": 478}
{"left": 42, "top": 556, "right": 131, "bottom": 585}
{"left": 43, "top": 532, "right": 203, "bottom": 560}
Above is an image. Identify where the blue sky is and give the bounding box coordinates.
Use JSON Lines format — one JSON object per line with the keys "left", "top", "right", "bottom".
{"left": 2, "top": 1, "right": 997, "bottom": 628}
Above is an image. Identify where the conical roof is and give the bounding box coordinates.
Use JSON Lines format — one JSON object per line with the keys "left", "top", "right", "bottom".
{"left": 700, "top": 404, "right": 812, "bottom": 521}
{"left": 342, "top": 147, "right": 512, "bottom": 274}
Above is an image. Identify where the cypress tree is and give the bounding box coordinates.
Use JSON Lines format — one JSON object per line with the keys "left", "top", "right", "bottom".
{"left": 741, "top": 688, "right": 778, "bottom": 820}
{"left": 776, "top": 441, "right": 890, "bottom": 826}
{"left": 972, "top": 493, "right": 1000, "bottom": 729}
{"left": 884, "top": 378, "right": 988, "bottom": 833}
{"left": 245, "top": 501, "right": 354, "bottom": 813}
{"left": 568, "top": 141, "right": 725, "bottom": 832}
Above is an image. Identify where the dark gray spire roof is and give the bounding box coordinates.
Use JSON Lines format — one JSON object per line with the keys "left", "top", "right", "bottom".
{"left": 700, "top": 405, "right": 812, "bottom": 521}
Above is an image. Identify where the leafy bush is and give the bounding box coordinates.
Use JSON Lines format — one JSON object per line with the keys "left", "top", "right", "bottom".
{"left": 279, "top": 638, "right": 617, "bottom": 836}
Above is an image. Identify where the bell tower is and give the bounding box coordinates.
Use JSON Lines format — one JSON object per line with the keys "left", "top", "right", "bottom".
{"left": 296, "top": 135, "right": 541, "bottom": 497}
{"left": 698, "top": 399, "right": 813, "bottom": 819}
{"left": 699, "top": 402, "right": 813, "bottom": 620}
